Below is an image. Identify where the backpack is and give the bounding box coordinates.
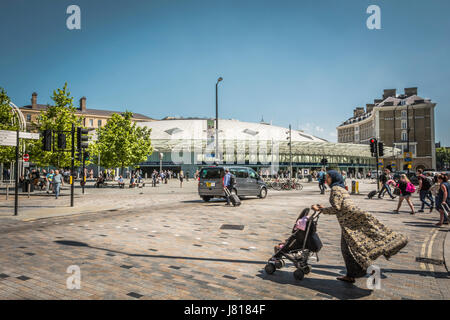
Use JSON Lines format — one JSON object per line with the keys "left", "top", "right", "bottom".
{"left": 422, "top": 176, "right": 432, "bottom": 190}
{"left": 406, "top": 182, "right": 416, "bottom": 193}
{"left": 230, "top": 174, "right": 236, "bottom": 187}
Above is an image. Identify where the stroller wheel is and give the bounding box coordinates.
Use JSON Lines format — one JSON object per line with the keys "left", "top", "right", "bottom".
{"left": 265, "top": 264, "right": 276, "bottom": 275}
{"left": 274, "top": 259, "right": 285, "bottom": 269}
{"left": 293, "top": 268, "right": 305, "bottom": 281}
{"left": 303, "top": 265, "right": 312, "bottom": 275}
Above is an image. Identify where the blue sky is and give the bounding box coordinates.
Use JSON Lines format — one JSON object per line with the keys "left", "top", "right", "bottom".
{"left": 1, "top": 0, "right": 449, "bottom": 144}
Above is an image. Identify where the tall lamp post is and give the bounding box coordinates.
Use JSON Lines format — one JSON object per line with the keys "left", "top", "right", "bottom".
{"left": 215, "top": 77, "right": 223, "bottom": 163}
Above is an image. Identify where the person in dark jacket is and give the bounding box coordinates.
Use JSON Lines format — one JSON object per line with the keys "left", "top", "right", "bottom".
{"left": 378, "top": 169, "right": 395, "bottom": 199}
{"left": 416, "top": 169, "right": 434, "bottom": 213}
{"left": 435, "top": 174, "right": 450, "bottom": 226}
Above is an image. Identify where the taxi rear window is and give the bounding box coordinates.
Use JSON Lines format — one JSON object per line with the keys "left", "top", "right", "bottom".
{"left": 200, "top": 168, "right": 223, "bottom": 179}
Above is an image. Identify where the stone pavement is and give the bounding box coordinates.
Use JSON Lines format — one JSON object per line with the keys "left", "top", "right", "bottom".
{"left": 0, "top": 180, "right": 449, "bottom": 300}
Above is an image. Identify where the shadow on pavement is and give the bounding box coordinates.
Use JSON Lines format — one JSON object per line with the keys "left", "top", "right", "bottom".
{"left": 54, "top": 240, "right": 267, "bottom": 265}
{"left": 255, "top": 269, "right": 373, "bottom": 300}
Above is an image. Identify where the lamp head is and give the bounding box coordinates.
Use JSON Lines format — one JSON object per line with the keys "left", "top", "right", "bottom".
{"left": 217, "top": 77, "right": 223, "bottom": 82}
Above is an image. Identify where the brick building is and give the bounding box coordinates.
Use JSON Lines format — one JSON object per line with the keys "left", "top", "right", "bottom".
{"left": 20, "top": 92, "right": 153, "bottom": 129}
{"left": 337, "top": 87, "right": 437, "bottom": 171}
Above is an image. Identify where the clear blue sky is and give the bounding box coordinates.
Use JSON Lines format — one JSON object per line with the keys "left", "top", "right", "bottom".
{"left": 1, "top": 0, "right": 449, "bottom": 144}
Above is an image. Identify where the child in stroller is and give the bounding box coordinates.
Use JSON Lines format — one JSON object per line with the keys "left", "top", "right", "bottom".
{"left": 264, "top": 207, "right": 322, "bottom": 280}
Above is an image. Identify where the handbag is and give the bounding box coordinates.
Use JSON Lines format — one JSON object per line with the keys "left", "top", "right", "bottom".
{"left": 393, "top": 187, "right": 401, "bottom": 196}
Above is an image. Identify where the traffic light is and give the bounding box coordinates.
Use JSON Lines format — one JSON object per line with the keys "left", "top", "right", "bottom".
{"left": 84, "top": 151, "right": 90, "bottom": 161}
{"left": 378, "top": 142, "right": 384, "bottom": 157}
{"left": 75, "top": 151, "right": 82, "bottom": 162}
{"left": 370, "top": 138, "right": 377, "bottom": 154}
{"left": 42, "top": 129, "right": 52, "bottom": 151}
{"left": 77, "top": 127, "right": 89, "bottom": 150}
{"left": 57, "top": 133, "right": 66, "bottom": 149}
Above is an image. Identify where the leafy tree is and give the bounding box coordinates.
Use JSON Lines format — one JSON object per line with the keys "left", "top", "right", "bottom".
{"left": 436, "top": 147, "right": 450, "bottom": 170}
{"left": 90, "top": 111, "right": 153, "bottom": 173}
{"left": 0, "top": 87, "right": 20, "bottom": 164}
{"left": 29, "top": 83, "right": 84, "bottom": 168}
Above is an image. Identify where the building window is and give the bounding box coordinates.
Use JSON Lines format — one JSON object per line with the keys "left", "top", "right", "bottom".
{"left": 401, "top": 131, "right": 408, "bottom": 141}
{"left": 26, "top": 114, "right": 31, "bottom": 121}
{"left": 89, "top": 119, "right": 93, "bottom": 127}
{"left": 401, "top": 110, "right": 407, "bottom": 118}
{"left": 98, "top": 120, "right": 102, "bottom": 127}
{"left": 401, "top": 120, "right": 407, "bottom": 129}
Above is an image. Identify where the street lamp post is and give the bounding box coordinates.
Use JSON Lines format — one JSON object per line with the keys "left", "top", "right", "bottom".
{"left": 215, "top": 77, "right": 223, "bottom": 163}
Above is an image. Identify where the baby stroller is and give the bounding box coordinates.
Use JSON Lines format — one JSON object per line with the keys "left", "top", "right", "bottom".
{"left": 264, "top": 208, "right": 322, "bottom": 281}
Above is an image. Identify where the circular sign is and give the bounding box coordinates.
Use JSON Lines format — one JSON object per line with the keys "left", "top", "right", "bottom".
{"left": 23, "top": 154, "right": 29, "bottom": 162}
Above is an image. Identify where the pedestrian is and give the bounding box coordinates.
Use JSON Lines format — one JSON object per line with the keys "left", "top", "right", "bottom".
{"left": 393, "top": 174, "right": 416, "bottom": 214}
{"left": 179, "top": 170, "right": 184, "bottom": 188}
{"left": 223, "top": 169, "right": 232, "bottom": 206}
{"left": 53, "top": 169, "right": 64, "bottom": 199}
{"left": 416, "top": 169, "right": 434, "bottom": 213}
{"left": 378, "top": 169, "right": 396, "bottom": 199}
{"left": 318, "top": 168, "right": 326, "bottom": 194}
{"left": 434, "top": 174, "right": 450, "bottom": 226}
{"left": 311, "top": 170, "right": 408, "bottom": 284}
{"left": 46, "top": 169, "right": 54, "bottom": 194}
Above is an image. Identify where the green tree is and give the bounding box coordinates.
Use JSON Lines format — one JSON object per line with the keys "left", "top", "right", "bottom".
{"left": 0, "top": 87, "right": 19, "bottom": 164}
{"left": 436, "top": 147, "right": 450, "bottom": 170}
{"left": 29, "top": 83, "right": 84, "bottom": 168}
{"left": 90, "top": 111, "right": 153, "bottom": 173}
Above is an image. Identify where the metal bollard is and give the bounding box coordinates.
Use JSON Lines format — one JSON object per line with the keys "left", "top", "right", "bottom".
{"left": 28, "top": 182, "right": 30, "bottom": 198}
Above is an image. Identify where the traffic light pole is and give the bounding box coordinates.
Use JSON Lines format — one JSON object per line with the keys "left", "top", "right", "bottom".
{"left": 14, "top": 128, "right": 19, "bottom": 216}
{"left": 71, "top": 124, "right": 75, "bottom": 207}
{"left": 375, "top": 147, "right": 379, "bottom": 193}
{"left": 82, "top": 150, "right": 85, "bottom": 195}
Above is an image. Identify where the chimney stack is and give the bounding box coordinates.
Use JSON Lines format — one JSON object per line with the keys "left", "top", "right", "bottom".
{"left": 383, "top": 89, "right": 396, "bottom": 100}
{"left": 404, "top": 87, "right": 417, "bottom": 97}
{"left": 31, "top": 92, "right": 37, "bottom": 109}
{"left": 80, "top": 97, "right": 86, "bottom": 112}
{"left": 366, "top": 103, "right": 375, "bottom": 113}
{"left": 353, "top": 107, "right": 365, "bottom": 118}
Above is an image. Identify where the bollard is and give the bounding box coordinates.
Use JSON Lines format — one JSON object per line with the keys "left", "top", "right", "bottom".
{"left": 351, "top": 180, "right": 356, "bottom": 194}
{"left": 6, "top": 185, "right": 8, "bottom": 200}
{"left": 28, "top": 182, "right": 30, "bottom": 198}
{"left": 356, "top": 181, "right": 359, "bottom": 194}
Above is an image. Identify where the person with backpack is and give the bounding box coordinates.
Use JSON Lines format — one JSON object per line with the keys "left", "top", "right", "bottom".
{"left": 393, "top": 174, "right": 416, "bottom": 215}
{"left": 416, "top": 169, "right": 434, "bottom": 213}
{"left": 435, "top": 174, "right": 450, "bottom": 226}
{"left": 318, "top": 168, "right": 326, "bottom": 194}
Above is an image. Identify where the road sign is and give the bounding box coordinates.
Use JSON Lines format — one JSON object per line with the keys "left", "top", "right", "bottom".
{"left": 23, "top": 154, "right": 29, "bottom": 162}
{"left": 0, "top": 130, "right": 17, "bottom": 146}
{"left": 19, "top": 132, "right": 40, "bottom": 140}
{"left": 378, "top": 159, "right": 384, "bottom": 167}
{"left": 404, "top": 152, "right": 413, "bottom": 164}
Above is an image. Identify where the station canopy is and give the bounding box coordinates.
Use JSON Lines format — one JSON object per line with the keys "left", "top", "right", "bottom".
{"left": 136, "top": 119, "right": 400, "bottom": 158}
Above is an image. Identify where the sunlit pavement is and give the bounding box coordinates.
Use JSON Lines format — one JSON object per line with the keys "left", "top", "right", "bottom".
{"left": 0, "top": 180, "right": 449, "bottom": 299}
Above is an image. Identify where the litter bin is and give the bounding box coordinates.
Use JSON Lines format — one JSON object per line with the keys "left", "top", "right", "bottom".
{"left": 307, "top": 175, "right": 312, "bottom": 182}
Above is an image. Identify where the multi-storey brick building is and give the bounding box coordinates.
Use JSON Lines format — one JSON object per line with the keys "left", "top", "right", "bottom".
{"left": 337, "top": 87, "right": 437, "bottom": 171}
{"left": 20, "top": 92, "right": 153, "bottom": 129}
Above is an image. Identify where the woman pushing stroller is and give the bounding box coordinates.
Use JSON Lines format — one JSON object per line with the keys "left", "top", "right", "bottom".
{"left": 311, "top": 170, "right": 408, "bottom": 284}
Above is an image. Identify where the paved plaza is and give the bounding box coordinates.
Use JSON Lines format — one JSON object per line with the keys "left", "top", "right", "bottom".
{"left": 0, "top": 179, "right": 449, "bottom": 300}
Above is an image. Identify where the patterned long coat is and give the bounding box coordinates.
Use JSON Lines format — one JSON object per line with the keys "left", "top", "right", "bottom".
{"left": 321, "top": 186, "right": 408, "bottom": 269}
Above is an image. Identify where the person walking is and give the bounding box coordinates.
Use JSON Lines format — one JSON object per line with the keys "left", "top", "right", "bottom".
{"left": 318, "top": 168, "right": 326, "bottom": 194}
{"left": 46, "top": 169, "right": 54, "bottom": 194}
{"left": 416, "top": 169, "right": 434, "bottom": 213}
{"left": 179, "top": 170, "right": 184, "bottom": 188}
{"left": 223, "top": 169, "right": 232, "bottom": 206}
{"left": 378, "top": 169, "right": 395, "bottom": 199}
{"left": 435, "top": 174, "right": 450, "bottom": 226}
{"left": 53, "top": 170, "right": 64, "bottom": 199}
{"left": 393, "top": 174, "right": 416, "bottom": 214}
{"left": 311, "top": 170, "right": 408, "bottom": 283}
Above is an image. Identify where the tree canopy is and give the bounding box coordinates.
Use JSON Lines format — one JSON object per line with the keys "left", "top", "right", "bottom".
{"left": 0, "top": 87, "right": 20, "bottom": 164}
{"left": 90, "top": 111, "right": 153, "bottom": 171}
{"left": 29, "top": 83, "right": 84, "bottom": 168}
